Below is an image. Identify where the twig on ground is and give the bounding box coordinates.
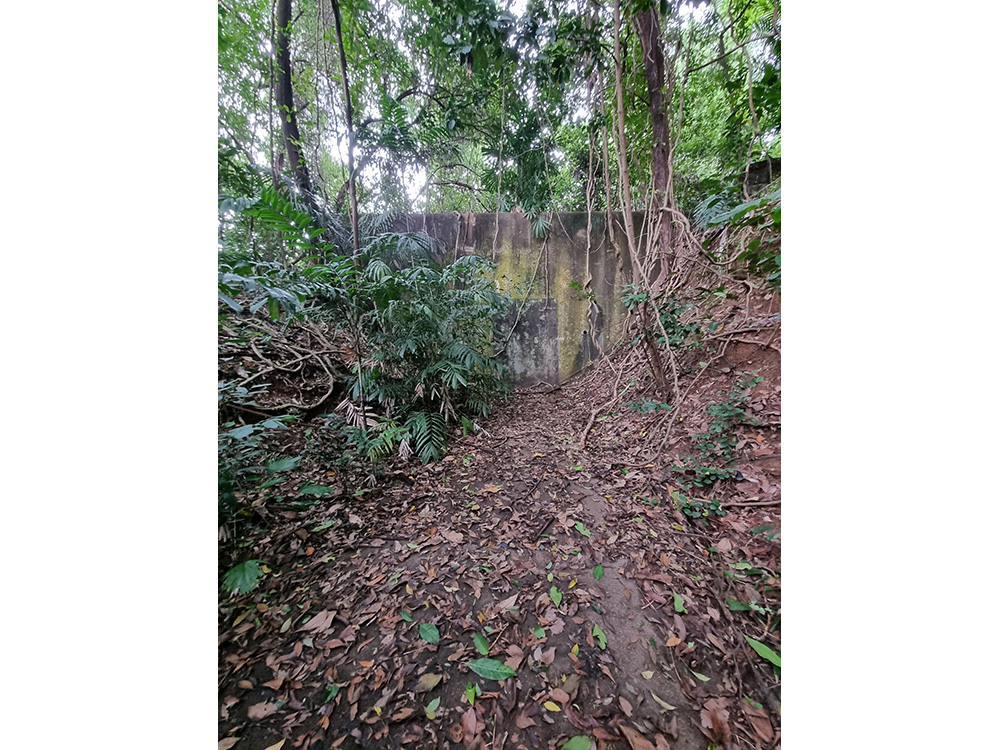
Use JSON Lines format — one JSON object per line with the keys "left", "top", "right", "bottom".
{"left": 530, "top": 516, "right": 555, "bottom": 542}
{"left": 722, "top": 498, "right": 781, "bottom": 507}
{"left": 578, "top": 349, "right": 639, "bottom": 449}
{"left": 702, "top": 320, "right": 779, "bottom": 341}
{"left": 653, "top": 335, "right": 735, "bottom": 459}
{"left": 270, "top": 356, "right": 338, "bottom": 413}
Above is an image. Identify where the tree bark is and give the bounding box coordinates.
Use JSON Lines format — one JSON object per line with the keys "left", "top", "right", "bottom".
{"left": 330, "top": 0, "right": 360, "bottom": 254}
{"left": 613, "top": 0, "right": 666, "bottom": 393}
{"left": 275, "top": 0, "right": 313, "bottom": 197}
{"left": 633, "top": 7, "right": 675, "bottom": 286}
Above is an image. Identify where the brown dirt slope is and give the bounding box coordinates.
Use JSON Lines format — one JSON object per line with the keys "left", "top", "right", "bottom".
{"left": 218, "top": 286, "right": 781, "bottom": 750}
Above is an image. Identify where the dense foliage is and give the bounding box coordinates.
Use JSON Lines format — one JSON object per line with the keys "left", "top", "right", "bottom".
{"left": 217, "top": 0, "right": 781, "bottom": 547}
{"left": 218, "top": 0, "right": 780, "bottom": 220}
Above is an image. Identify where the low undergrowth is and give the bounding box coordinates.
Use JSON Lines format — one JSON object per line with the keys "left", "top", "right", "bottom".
{"left": 218, "top": 187, "right": 511, "bottom": 593}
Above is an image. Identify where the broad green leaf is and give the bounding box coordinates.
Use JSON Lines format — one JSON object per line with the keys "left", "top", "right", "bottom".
{"left": 672, "top": 592, "right": 687, "bottom": 613}
{"left": 692, "top": 671, "right": 710, "bottom": 682}
{"left": 400, "top": 611, "right": 413, "bottom": 622}
{"left": 419, "top": 623, "right": 440, "bottom": 644}
{"left": 223, "top": 560, "right": 263, "bottom": 595}
{"left": 474, "top": 632, "right": 490, "bottom": 655}
{"left": 574, "top": 521, "right": 592, "bottom": 537}
{"left": 266, "top": 456, "right": 299, "bottom": 473}
{"left": 300, "top": 484, "right": 333, "bottom": 496}
{"left": 425, "top": 696, "right": 440, "bottom": 719}
{"left": 534, "top": 627, "right": 546, "bottom": 638}
{"left": 561, "top": 737, "right": 592, "bottom": 750}
{"left": 465, "top": 682, "right": 477, "bottom": 706}
{"left": 727, "top": 599, "right": 752, "bottom": 611}
{"left": 324, "top": 684, "right": 339, "bottom": 703}
{"left": 227, "top": 424, "right": 255, "bottom": 440}
{"left": 218, "top": 290, "right": 244, "bottom": 313}
{"left": 744, "top": 635, "right": 781, "bottom": 667}
{"left": 593, "top": 625, "right": 607, "bottom": 650}
{"left": 593, "top": 564, "right": 604, "bottom": 580}
{"left": 550, "top": 586, "right": 563, "bottom": 607}
{"left": 467, "top": 658, "right": 517, "bottom": 681}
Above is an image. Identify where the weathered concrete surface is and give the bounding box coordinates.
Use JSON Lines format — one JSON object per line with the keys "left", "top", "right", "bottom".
{"left": 392, "top": 212, "right": 646, "bottom": 387}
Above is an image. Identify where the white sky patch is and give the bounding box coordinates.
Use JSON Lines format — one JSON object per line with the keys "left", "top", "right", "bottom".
{"left": 508, "top": 0, "right": 527, "bottom": 16}
{"left": 405, "top": 165, "right": 427, "bottom": 204}
{"left": 679, "top": 1, "right": 710, "bottom": 25}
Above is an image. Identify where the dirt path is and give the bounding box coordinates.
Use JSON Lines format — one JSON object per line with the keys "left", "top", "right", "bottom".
{"left": 219, "top": 380, "right": 781, "bottom": 750}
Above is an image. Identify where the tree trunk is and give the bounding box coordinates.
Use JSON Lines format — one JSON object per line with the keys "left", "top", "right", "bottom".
{"left": 330, "top": 0, "right": 360, "bottom": 254}
{"left": 613, "top": 0, "right": 667, "bottom": 393}
{"left": 634, "top": 7, "right": 675, "bottom": 288}
{"left": 275, "top": 0, "right": 313, "bottom": 198}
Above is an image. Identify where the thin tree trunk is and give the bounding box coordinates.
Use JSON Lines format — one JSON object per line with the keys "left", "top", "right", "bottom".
{"left": 597, "top": 69, "right": 620, "bottom": 272}
{"left": 275, "top": 0, "right": 313, "bottom": 197}
{"left": 268, "top": 0, "right": 279, "bottom": 190}
{"left": 634, "top": 7, "right": 674, "bottom": 287}
{"left": 330, "top": 0, "right": 360, "bottom": 254}
{"left": 612, "top": 1, "right": 639, "bottom": 276}
{"left": 613, "top": 0, "right": 666, "bottom": 393}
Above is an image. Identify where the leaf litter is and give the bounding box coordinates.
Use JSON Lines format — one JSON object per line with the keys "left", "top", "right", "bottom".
{"left": 219, "top": 341, "right": 781, "bottom": 749}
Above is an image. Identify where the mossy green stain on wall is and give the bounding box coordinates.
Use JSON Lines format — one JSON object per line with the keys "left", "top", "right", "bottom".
{"left": 389, "top": 212, "right": 645, "bottom": 386}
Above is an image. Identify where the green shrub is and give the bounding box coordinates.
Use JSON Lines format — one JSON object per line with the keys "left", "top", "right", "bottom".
{"left": 218, "top": 187, "right": 511, "bottom": 468}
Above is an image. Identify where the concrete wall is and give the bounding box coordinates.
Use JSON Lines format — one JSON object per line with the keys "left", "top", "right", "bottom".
{"left": 391, "top": 212, "right": 645, "bottom": 387}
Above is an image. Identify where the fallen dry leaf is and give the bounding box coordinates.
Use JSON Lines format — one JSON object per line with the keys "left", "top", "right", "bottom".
{"left": 650, "top": 693, "right": 677, "bottom": 711}
{"left": 515, "top": 713, "right": 537, "bottom": 729}
{"left": 390, "top": 707, "right": 417, "bottom": 722}
{"left": 620, "top": 725, "right": 656, "bottom": 750}
{"left": 263, "top": 741, "right": 285, "bottom": 750}
{"left": 563, "top": 673, "right": 581, "bottom": 700}
{"left": 665, "top": 637, "right": 682, "bottom": 648}
{"left": 236, "top": 680, "right": 253, "bottom": 690}
{"left": 218, "top": 739, "right": 239, "bottom": 750}
{"left": 415, "top": 673, "right": 442, "bottom": 693}
{"left": 551, "top": 688, "right": 571, "bottom": 705}
{"left": 247, "top": 702, "right": 278, "bottom": 720}
{"left": 299, "top": 609, "right": 336, "bottom": 633}
{"left": 620, "top": 697, "right": 633, "bottom": 717}
{"left": 743, "top": 702, "right": 775, "bottom": 743}
{"left": 706, "top": 632, "right": 727, "bottom": 653}
{"left": 462, "top": 706, "right": 478, "bottom": 742}
{"left": 262, "top": 677, "right": 284, "bottom": 690}
{"left": 700, "top": 698, "right": 732, "bottom": 745}
{"left": 537, "top": 646, "right": 556, "bottom": 666}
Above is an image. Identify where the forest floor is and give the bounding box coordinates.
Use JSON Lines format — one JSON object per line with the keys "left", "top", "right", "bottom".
{"left": 219, "top": 296, "right": 781, "bottom": 750}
